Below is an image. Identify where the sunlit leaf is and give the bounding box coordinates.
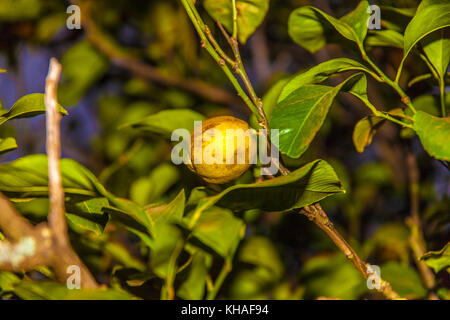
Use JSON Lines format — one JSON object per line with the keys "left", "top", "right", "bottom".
{"left": 204, "top": 0, "right": 270, "bottom": 44}
{"left": 271, "top": 74, "right": 365, "bottom": 158}
{"left": 420, "top": 242, "right": 450, "bottom": 273}
{"left": 288, "top": 1, "right": 370, "bottom": 53}
{"left": 352, "top": 116, "right": 385, "bottom": 153}
{"left": 278, "top": 59, "right": 378, "bottom": 102}
{"left": 413, "top": 111, "right": 450, "bottom": 161}
{"left": 398, "top": 0, "right": 450, "bottom": 80}
{"left": 365, "top": 30, "right": 404, "bottom": 48}
{"left": 0, "top": 137, "right": 17, "bottom": 155}
{"left": 192, "top": 159, "right": 343, "bottom": 215}
{"left": 0, "top": 93, "right": 67, "bottom": 126}
{"left": 422, "top": 28, "right": 450, "bottom": 82}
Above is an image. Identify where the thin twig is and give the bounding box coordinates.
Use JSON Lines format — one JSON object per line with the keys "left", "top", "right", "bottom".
{"left": 44, "top": 58, "right": 98, "bottom": 288}
{"left": 405, "top": 151, "right": 438, "bottom": 299}
{"left": 45, "top": 58, "right": 67, "bottom": 245}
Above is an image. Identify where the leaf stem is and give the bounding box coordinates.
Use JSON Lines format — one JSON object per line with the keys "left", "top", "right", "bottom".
{"left": 361, "top": 48, "right": 417, "bottom": 115}
{"left": 206, "top": 259, "right": 232, "bottom": 300}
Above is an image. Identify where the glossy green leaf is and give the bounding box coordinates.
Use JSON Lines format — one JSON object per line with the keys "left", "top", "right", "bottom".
{"left": 0, "top": 93, "right": 67, "bottom": 126}
{"left": 192, "top": 159, "right": 343, "bottom": 215}
{"left": 272, "top": 74, "right": 365, "bottom": 158}
{"left": 0, "top": 137, "right": 17, "bottom": 155}
{"left": 380, "top": 262, "right": 427, "bottom": 298}
{"left": 278, "top": 58, "right": 378, "bottom": 102}
{"left": 420, "top": 242, "right": 450, "bottom": 273}
{"left": 365, "top": 30, "right": 404, "bottom": 48}
{"left": 398, "top": 0, "right": 450, "bottom": 80}
{"left": 422, "top": 28, "right": 450, "bottom": 81}
{"left": 352, "top": 116, "right": 385, "bottom": 153}
{"left": 203, "top": 0, "right": 270, "bottom": 44}
{"left": 413, "top": 111, "right": 450, "bottom": 161}
{"left": 122, "top": 109, "right": 205, "bottom": 137}
{"left": 288, "top": 1, "right": 370, "bottom": 53}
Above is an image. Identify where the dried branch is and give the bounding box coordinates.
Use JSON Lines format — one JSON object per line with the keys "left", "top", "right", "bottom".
{"left": 45, "top": 59, "right": 67, "bottom": 245}
{"left": 44, "top": 58, "right": 98, "bottom": 288}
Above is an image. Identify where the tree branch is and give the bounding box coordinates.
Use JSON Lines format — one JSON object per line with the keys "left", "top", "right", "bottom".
{"left": 44, "top": 58, "right": 98, "bottom": 288}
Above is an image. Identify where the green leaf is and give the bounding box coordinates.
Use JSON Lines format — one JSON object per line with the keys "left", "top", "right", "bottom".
{"left": 0, "top": 154, "right": 104, "bottom": 198}
{"left": 413, "top": 111, "right": 450, "bottom": 161}
{"left": 422, "top": 28, "right": 450, "bottom": 81}
{"left": 149, "top": 222, "right": 183, "bottom": 279}
{"left": 365, "top": 30, "right": 404, "bottom": 48}
{"left": 203, "top": 0, "right": 270, "bottom": 44}
{"left": 0, "top": 93, "right": 67, "bottom": 126}
{"left": 121, "top": 109, "right": 205, "bottom": 137}
{"left": 420, "top": 242, "right": 450, "bottom": 273}
{"left": 288, "top": 1, "right": 370, "bottom": 53}
{"left": 145, "top": 189, "right": 186, "bottom": 226}
{"left": 398, "top": 0, "right": 450, "bottom": 80}
{"left": 0, "top": 137, "right": 17, "bottom": 155}
{"left": 65, "top": 197, "right": 110, "bottom": 236}
{"left": 192, "top": 159, "right": 343, "bottom": 215}
{"left": 380, "top": 262, "right": 427, "bottom": 298}
{"left": 178, "top": 250, "right": 211, "bottom": 300}
{"left": 278, "top": 58, "right": 379, "bottom": 102}
{"left": 271, "top": 73, "right": 365, "bottom": 158}
{"left": 59, "top": 41, "right": 108, "bottom": 106}
{"left": 0, "top": 154, "right": 151, "bottom": 236}
{"left": 352, "top": 116, "right": 385, "bottom": 153}
{"left": 187, "top": 206, "right": 244, "bottom": 258}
